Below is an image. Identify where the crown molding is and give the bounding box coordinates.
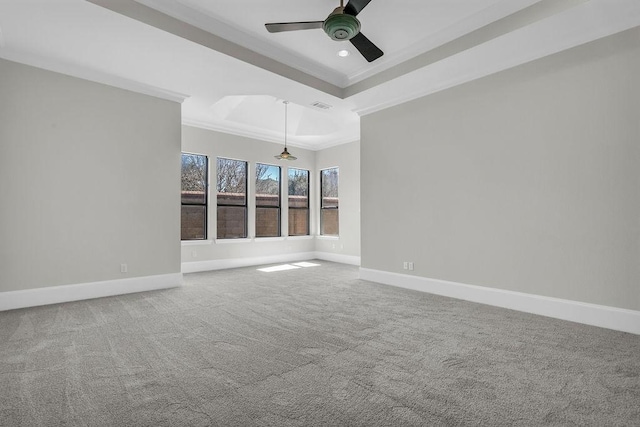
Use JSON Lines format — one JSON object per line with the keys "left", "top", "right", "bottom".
{"left": 353, "top": 0, "right": 640, "bottom": 116}
{"left": 310, "top": 137, "right": 360, "bottom": 151}
{"left": 344, "top": 0, "right": 543, "bottom": 86}
{"left": 0, "top": 49, "right": 189, "bottom": 103}
{"left": 88, "top": 0, "right": 343, "bottom": 98}
{"left": 182, "top": 117, "right": 357, "bottom": 151}
{"left": 134, "top": 0, "right": 347, "bottom": 88}
{"left": 182, "top": 117, "right": 294, "bottom": 146}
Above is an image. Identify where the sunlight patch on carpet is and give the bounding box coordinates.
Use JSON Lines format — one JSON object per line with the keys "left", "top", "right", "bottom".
{"left": 258, "top": 262, "right": 320, "bottom": 272}
{"left": 258, "top": 264, "right": 301, "bottom": 272}
{"left": 292, "top": 262, "right": 321, "bottom": 268}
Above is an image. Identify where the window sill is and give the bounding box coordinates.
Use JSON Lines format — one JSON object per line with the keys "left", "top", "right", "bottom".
{"left": 197, "top": 236, "right": 316, "bottom": 244}
{"left": 215, "top": 238, "right": 252, "bottom": 244}
{"left": 254, "top": 237, "right": 286, "bottom": 242}
{"left": 181, "top": 240, "right": 213, "bottom": 246}
{"left": 316, "top": 235, "right": 339, "bottom": 240}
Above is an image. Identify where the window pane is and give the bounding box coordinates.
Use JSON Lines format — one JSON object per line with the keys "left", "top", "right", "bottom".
{"left": 256, "top": 208, "right": 280, "bottom": 237}
{"left": 181, "top": 153, "right": 208, "bottom": 241}
{"left": 181, "top": 154, "right": 207, "bottom": 204}
{"left": 181, "top": 205, "right": 206, "bottom": 240}
{"left": 321, "top": 209, "right": 339, "bottom": 236}
{"left": 217, "top": 206, "right": 247, "bottom": 239}
{"left": 321, "top": 168, "right": 339, "bottom": 208}
{"left": 321, "top": 167, "right": 339, "bottom": 236}
{"left": 289, "top": 208, "right": 309, "bottom": 236}
{"left": 288, "top": 168, "right": 309, "bottom": 208}
{"left": 217, "top": 158, "right": 246, "bottom": 206}
{"left": 288, "top": 168, "right": 309, "bottom": 236}
{"left": 256, "top": 164, "right": 280, "bottom": 207}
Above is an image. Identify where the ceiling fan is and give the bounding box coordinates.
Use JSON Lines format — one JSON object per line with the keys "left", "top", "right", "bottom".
{"left": 265, "top": 0, "right": 383, "bottom": 63}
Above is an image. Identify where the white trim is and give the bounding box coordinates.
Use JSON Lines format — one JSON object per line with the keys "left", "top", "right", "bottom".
{"left": 314, "top": 252, "right": 361, "bottom": 266}
{"left": 182, "top": 252, "right": 317, "bottom": 273}
{"left": 181, "top": 251, "right": 361, "bottom": 273}
{"left": 181, "top": 240, "right": 213, "bottom": 246}
{"left": 359, "top": 268, "right": 640, "bottom": 336}
{"left": 214, "top": 238, "right": 252, "bottom": 244}
{"left": 316, "top": 235, "right": 340, "bottom": 240}
{"left": 0, "top": 273, "right": 183, "bottom": 312}
{"left": 254, "top": 237, "right": 286, "bottom": 242}
{"left": 181, "top": 118, "right": 358, "bottom": 152}
{"left": 0, "top": 50, "right": 189, "bottom": 103}
{"left": 183, "top": 118, "right": 305, "bottom": 148}
{"left": 353, "top": 0, "right": 640, "bottom": 117}
{"left": 344, "top": 0, "right": 542, "bottom": 86}
{"left": 134, "top": 0, "right": 346, "bottom": 88}
{"left": 286, "top": 235, "right": 314, "bottom": 240}
{"left": 310, "top": 138, "right": 360, "bottom": 151}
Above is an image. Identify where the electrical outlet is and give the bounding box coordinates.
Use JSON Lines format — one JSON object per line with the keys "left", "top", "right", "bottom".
{"left": 192, "top": 250, "right": 197, "bottom": 258}
{"left": 120, "top": 263, "right": 128, "bottom": 273}
{"left": 403, "top": 261, "right": 408, "bottom": 270}
{"left": 408, "top": 262, "right": 414, "bottom": 271}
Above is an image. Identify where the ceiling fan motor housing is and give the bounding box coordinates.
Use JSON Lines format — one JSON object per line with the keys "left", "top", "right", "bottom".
{"left": 323, "top": 8, "right": 360, "bottom": 41}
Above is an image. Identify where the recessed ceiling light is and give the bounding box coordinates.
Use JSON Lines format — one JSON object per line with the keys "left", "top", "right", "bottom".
{"left": 337, "top": 49, "right": 350, "bottom": 57}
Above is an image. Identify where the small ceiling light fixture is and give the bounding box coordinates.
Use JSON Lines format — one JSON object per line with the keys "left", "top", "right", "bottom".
{"left": 275, "top": 100, "right": 297, "bottom": 161}
{"left": 323, "top": 0, "right": 360, "bottom": 41}
{"left": 337, "top": 49, "right": 350, "bottom": 57}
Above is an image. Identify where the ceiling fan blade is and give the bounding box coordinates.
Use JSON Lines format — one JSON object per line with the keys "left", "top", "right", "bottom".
{"left": 265, "top": 21, "right": 323, "bottom": 33}
{"left": 349, "top": 32, "right": 383, "bottom": 62}
{"left": 344, "top": 0, "right": 373, "bottom": 16}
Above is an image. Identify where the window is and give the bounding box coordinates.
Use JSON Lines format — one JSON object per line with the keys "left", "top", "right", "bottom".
{"left": 255, "top": 163, "right": 281, "bottom": 237}
{"left": 181, "top": 153, "right": 208, "bottom": 240}
{"left": 217, "top": 158, "right": 247, "bottom": 239}
{"left": 288, "top": 168, "right": 309, "bottom": 236}
{"left": 320, "top": 167, "right": 339, "bottom": 236}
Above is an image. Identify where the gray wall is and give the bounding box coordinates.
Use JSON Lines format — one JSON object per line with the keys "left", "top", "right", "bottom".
{"left": 316, "top": 141, "right": 361, "bottom": 259}
{"left": 181, "top": 125, "right": 361, "bottom": 264}
{"left": 361, "top": 28, "right": 640, "bottom": 311}
{"left": 0, "top": 59, "right": 182, "bottom": 292}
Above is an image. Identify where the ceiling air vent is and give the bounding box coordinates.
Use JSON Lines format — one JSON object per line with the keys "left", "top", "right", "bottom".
{"left": 310, "top": 101, "right": 332, "bottom": 110}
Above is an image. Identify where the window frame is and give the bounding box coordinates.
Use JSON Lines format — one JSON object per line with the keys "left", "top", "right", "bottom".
{"left": 216, "top": 157, "right": 248, "bottom": 239}
{"left": 255, "top": 163, "right": 282, "bottom": 238}
{"left": 181, "top": 152, "right": 208, "bottom": 241}
{"left": 288, "top": 167, "right": 310, "bottom": 237}
{"left": 320, "top": 167, "right": 339, "bottom": 236}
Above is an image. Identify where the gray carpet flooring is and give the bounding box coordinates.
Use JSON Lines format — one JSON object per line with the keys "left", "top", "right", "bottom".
{"left": 1, "top": 261, "right": 639, "bottom": 426}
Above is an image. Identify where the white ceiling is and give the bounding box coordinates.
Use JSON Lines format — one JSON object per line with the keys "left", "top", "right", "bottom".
{"left": 133, "top": 0, "right": 517, "bottom": 87}
{"left": 0, "top": 0, "right": 639, "bottom": 150}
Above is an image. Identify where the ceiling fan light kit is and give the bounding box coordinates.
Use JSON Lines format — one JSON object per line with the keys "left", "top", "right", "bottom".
{"left": 323, "top": 8, "right": 360, "bottom": 41}
{"left": 265, "top": 0, "right": 383, "bottom": 63}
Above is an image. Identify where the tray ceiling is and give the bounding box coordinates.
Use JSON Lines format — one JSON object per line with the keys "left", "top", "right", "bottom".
{"left": 0, "top": 0, "right": 638, "bottom": 149}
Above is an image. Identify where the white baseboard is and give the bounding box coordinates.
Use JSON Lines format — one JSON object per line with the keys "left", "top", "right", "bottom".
{"left": 314, "top": 252, "right": 361, "bottom": 266}
{"left": 359, "top": 268, "right": 640, "bottom": 335}
{"left": 182, "top": 252, "right": 318, "bottom": 273}
{"left": 0, "top": 273, "right": 183, "bottom": 312}
{"left": 182, "top": 251, "right": 361, "bottom": 273}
